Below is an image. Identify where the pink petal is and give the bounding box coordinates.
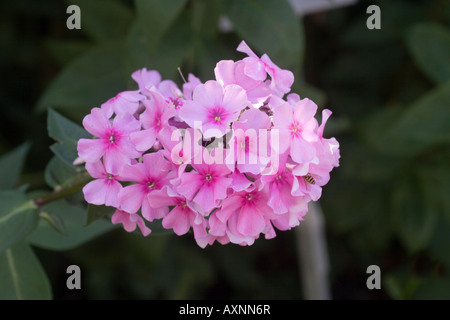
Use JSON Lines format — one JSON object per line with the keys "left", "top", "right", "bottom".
{"left": 237, "top": 204, "right": 266, "bottom": 237}
{"left": 118, "top": 184, "right": 146, "bottom": 214}
{"left": 130, "top": 128, "right": 157, "bottom": 152}
{"left": 192, "top": 80, "right": 223, "bottom": 109}
{"left": 193, "top": 184, "right": 216, "bottom": 213}
{"left": 162, "top": 207, "right": 190, "bottom": 235}
{"left": 242, "top": 57, "right": 267, "bottom": 81}
{"left": 111, "top": 210, "right": 136, "bottom": 232}
{"left": 82, "top": 108, "right": 111, "bottom": 138}
{"left": 103, "top": 180, "right": 122, "bottom": 208}
{"left": 147, "top": 188, "right": 177, "bottom": 208}
{"left": 214, "top": 60, "right": 236, "bottom": 86}
{"left": 290, "top": 136, "right": 316, "bottom": 164}
{"left": 77, "top": 138, "right": 108, "bottom": 163}
{"left": 293, "top": 98, "right": 318, "bottom": 125}
{"left": 272, "top": 102, "right": 294, "bottom": 129}
{"left": 222, "top": 84, "right": 248, "bottom": 116}
{"left": 85, "top": 161, "right": 106, "bottom": 179}
{"left": 83, "top": 179, "right": 108, "bottom": 205}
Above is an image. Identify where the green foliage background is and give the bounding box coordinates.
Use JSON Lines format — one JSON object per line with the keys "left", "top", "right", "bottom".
{"left": 0, "top": 0, "right": 449, "bottom": 299}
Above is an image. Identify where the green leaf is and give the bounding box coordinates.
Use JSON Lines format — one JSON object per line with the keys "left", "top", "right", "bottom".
{"left": 125, "top": 0, "right": 190, "bottom": 79}
{"left": 28, "top": 199, "right": 116, "bottom": 251}
{"left": 66, "top": 0, "right": 134, "bottom": 42}
{"left": 39, "top": 211, "right": 66, "bottom": 235}
{"left": 86, "top": 204, "right": 115, "bottom": 226}
{"left": 0, "top": 191, "right": 38, "bottom": 253}
{"left": 413, "top": 277, "right": 450, "bottom": 300}
{"left": 390, "top": 170, "right": 438, "bottom": 254}
{"left": 36, "top": 42, "right": 127, "bottom": 118}
{"left": 0, "top": 242, "right": 52, "bottom": 300}
{"left": 47, "top": 109, "right": 90, "bottom": 166}
{"left": 223, "top": 0, "right": 304, "bottom": 74}
{"left": 407, "top": 23, "right": 450, "bottom": 84}
{"left": 45, "top": 156, "right": 86, "bottom": 190}
{"left": 0, "top": 142, "right": 30, "bottom": 190}
{"left": 390, "top": 81, "right": 450, "bottom": 148}
{"left": 44, "top": 39, "right": 93, "bottom": 66}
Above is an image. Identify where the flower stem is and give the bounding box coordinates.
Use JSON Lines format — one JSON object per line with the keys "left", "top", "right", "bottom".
{"left": 33, "top": 172, "right": 92, "bottom": 208}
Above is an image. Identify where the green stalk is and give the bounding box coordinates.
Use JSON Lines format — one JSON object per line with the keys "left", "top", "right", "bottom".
{"left": 33, "top": 172, "right": 92, "bottom": 208}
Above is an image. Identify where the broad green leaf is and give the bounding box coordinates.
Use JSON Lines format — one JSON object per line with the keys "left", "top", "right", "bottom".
{"left": 223, "top": 0, "right": 304, "bottom": 74}
{"left": 390, "top": 81, "right": 450, "bottom": 148}
{"left": 86, "top": 204, "right": 115, "bottom": 226}
{"left": 0, "top": 191, "right": 38, "bottom": 253}
{"left": 66, "top": 0, "right": 134, "bottom": 42}
{"left": 45, "top": 156, "right": 86, "bottom": 190}
{"left": 429, "top": 221, "right": 450, "bottom": 272}
{"left": 407, "top": 23, "right": 450, "bottom": 84}
{"left": 0, "top": 142, "right": 30, "bottom": 190}
{"left": 47, "top": 109, "right": 90, "bottom": 166}
{"left": 390, "top": 171, "right": 438, "bottom": 254}
{"left": 0, "top": 242, "right": 52, "bottom": 300}
{"left": 44, "top": 39, "right": 93, "bottom": 66}
{"left": 36, "top": 42, "right": 127, "bottom": 118}
{"left": 28, "top": 199, "right": 116, "bottom": 251}
{"left": 413, "top": 277, "right": 450, "bottom": 300}
{"left": 125, "top": 0, "right": 190, "bottom": 79}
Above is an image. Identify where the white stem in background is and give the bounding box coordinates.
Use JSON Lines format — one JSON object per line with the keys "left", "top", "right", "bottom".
{"left": 296, "top": 201, "right": 331, "bottom": 300}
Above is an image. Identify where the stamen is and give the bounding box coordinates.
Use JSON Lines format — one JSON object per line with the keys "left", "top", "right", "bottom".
{"left": 147, "top": 181, "right": 155, "bottom": 189}
{"left": 246, "top": 193, "right": 254, "bottom": 201}
{"left": 205, "top": 173, "right": 213, "bottom": 182}
{"left": 214, "top": 116, "right": 221, "bottom": 122}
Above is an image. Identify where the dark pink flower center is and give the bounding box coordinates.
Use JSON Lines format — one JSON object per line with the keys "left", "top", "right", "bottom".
{"left": 167, "top": 97, "right": 184, "bottom": 110}
{"left": 290, "top": 122, "right": 302, "bottom": 137}
{"left": 147, "top": 181, "right": 156, "bottom": 189}
{"left": 210, "top": 107, "right": 226, "bottom": 124}
{"left": 205, "top": 173, "right": 213, "bottom": 182}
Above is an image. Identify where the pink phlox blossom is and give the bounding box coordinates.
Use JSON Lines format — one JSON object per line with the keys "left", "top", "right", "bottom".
{"left": 77, "top": 107, "right": 141, "bottom": 169}
{"left": 111, "top": 209, "right": 151, "bottom": 236}
{"left": 176, "top": 147, "right": 233, "bottom": 215}
{"left": 272, "top": 98, "right": 319, "bottom": 165}
{"left": 130, "top": 89, "right": 176, "bottom": 152}
{"left": 226, "top": 108, "right": 271, "bottom": 175}
{"left": 214, "top": 60, "right": 271, "bottom": 106}
{"left": 236, "top": 41, "right": 294, "bottom": 97}
{"left": 178, "top": 80, "right": 248, "bottom": 139}
{"left": 101, "top": 90, "right": 144, "bottom": 118}
{"left": 82, "top": 159, "right": 124, "bottom": 208}
{"left": 118, "top": 151, "right": 176, "bottom": 222}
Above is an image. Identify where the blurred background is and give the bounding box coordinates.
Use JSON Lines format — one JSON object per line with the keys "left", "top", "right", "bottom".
{"left": 1, "top": 0, "right": 449, "bottom": 299}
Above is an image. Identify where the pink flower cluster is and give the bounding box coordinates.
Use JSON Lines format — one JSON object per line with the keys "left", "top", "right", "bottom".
{"left": 77, "top": 41, "right": 340, "bottom": 247}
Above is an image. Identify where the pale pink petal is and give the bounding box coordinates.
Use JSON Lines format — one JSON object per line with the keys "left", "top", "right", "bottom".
{"left": 162, "top": 207, "right": 190, "bottom": 235}
{"left": 290, "top": 136, "right": 316, "bottom": 164}
{"left": 272, "top": 103, "right": 294, "bottom": 129}
{"left": 118, "top": 184, "right": 146, "bottom": 214}
{"left": 85, "top": 161, "right": 106, "bottom": 179}
{"left": 83, "top": 179, "right": 108, "bottom": 205}
{"left": 104, "top": 180, "right": 122, "bottom": 208}
{"left": 192, "top": 80, "right": 223, "bottom": 109}
{"left": 236, "top": 40, "right": 258, "bottom": 59}
{"left": 177, "top": 172, "right": 205, "bottom": 200}
{"left": 237, "top": 205, "right": 266, "bottom": 237}
{"left": 222, "top": 84, "right": 248, "bottom": 115}
{"left": 130, "top": 128, "right": 157, "bottom": 152}
{"left": 147, "top": 189, "right": 177, "bottom": 208}
{"left": 293, "top": 98, "right": 318, "bottom": 125}
{"left": 111, "top": 210, "right": 136, "bottom": 232}
{"left": 178, "top": 100, "right": 208, "bottom": 129}
{"left": 82, "top": 108, "right": 111, "bottom": 138}
{"left": 242, "top": 57, "right": 267, "bottom": 81}
{"left": 214, "top": 60, "right": 236, "bottom": 86}
{"left": 77, "top": 138, "right": 108, "bottom": 163}
{"left": 193, "top": 184, "right": 216, "bottom": 213}
{"left": 113, "top": 112, "right": 141, "bottom": 134}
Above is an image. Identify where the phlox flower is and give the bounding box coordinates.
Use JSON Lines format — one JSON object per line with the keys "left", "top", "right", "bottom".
{"left": 101, "top": 90, "right": 144, "bottom": 117}
{"left": 214, "top": 60, "right": 271, "bottom": 105}
{"left": 236, "top": 40, "right": 294, "bottom": 97}
{"left": 176, "top": 148, "right": 232, "bottom": 214}
{"left": 82, "top": 160, "right": 123, "bottom": 208}
{"left": 182, "top": 73, "right": 202, "bottom": 100}
{"left": 130, "top": 89, "right": 176, "bottom": 152}
{"left": 272, "top": 98, "right": 319, "bottom": 164}
{"left": 111, "top": 209, "right": 151, "bottom": 236}
{"left": 226, "top": 108, "right": 271, "bottom": 175}
{"left": 178, "top": 80, "right": 248, "bottom": 139}
{"left": 77, "top": 107, "right": 141, "bottom": 168}
{"left": 147, "top": 188, "right": 210, "bottom": 248}
{"left": 118, "top": 151, "right": 176, "bottom": 221}
{"left": 215, "top": 185, "right": 276, "bottom": 239}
